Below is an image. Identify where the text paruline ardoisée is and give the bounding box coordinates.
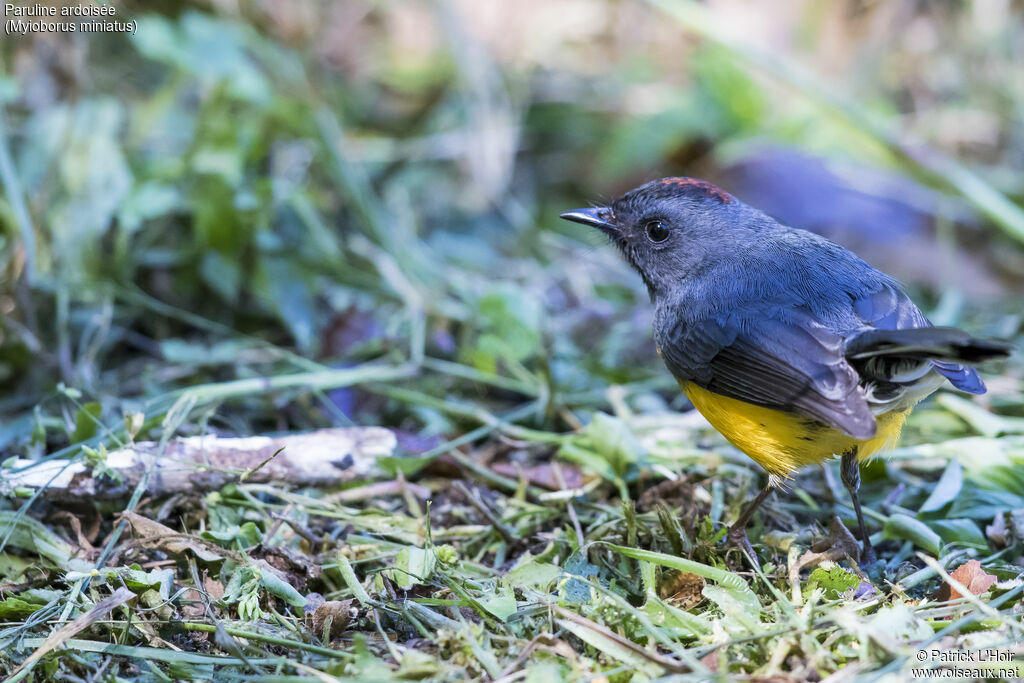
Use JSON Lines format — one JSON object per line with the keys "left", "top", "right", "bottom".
{"left": 5, "top": 3, "right": 116, "bottom": 17}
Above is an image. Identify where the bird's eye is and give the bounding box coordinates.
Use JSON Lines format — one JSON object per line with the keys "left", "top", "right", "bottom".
{"left": 645, "top": 220, "right": 670, "bottom": 243}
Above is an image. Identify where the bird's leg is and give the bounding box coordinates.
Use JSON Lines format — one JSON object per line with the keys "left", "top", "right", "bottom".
{"left": 727, "top": 482, "right": 773, "bottom": 564}
{"left": 840, "top": 448, "right": 875, "bottom": 564}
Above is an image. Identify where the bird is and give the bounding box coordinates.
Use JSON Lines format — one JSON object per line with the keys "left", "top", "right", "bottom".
{"left": 561, "top": 176, "right": 1012, "bottom": 563}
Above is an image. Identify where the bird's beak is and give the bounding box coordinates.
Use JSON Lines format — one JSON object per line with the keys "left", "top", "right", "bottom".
{"left": 560, "top": 207, "right": 617, "bottom": 234}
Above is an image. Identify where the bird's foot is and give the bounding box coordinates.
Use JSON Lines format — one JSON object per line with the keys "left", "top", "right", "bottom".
{"left": 725, "top": 525, "right": 759, "bottom": 568}
{"left": 859, "top": 543, "right": 877, "bottom": 566}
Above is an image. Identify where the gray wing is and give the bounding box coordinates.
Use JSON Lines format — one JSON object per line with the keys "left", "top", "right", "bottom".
{"left": 657, "top": 306, "right": 877, "bottom": 439}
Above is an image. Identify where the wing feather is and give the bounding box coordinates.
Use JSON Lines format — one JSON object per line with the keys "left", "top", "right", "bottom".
{"left": 850, "top": 283, "right": 986, "bottom": 394}
{"left": 657, "top": 309, "right": 877, "bottom": 439}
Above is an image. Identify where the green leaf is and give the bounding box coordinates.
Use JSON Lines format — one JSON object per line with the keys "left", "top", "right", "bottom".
{"left": 192, "top": 175, "right": 248, "bottom": 257}
{"left": 257, "top": 256, "right": 316, "bottom": 351}
{"left": 234, "top": 524, "right": 262, "bottom": 548}
{"left": 48, "top": 100, "right": 134, "bottom": 278}
{"left": 117, "top": 182, "right": 181, "bottom": 233}
{"left": 693, "top": 45, "right": 765, "bottom": 131}
{"left": 641, "top": 597, "right": 710, "bottom": 637}
{"left": 133, "top": 12, "right": 271, "bottom": 103}
{"left": 804, "top": 566, "right": 860, "bottom": 600}
{"left": 378, "top": 453, "right": 436, "bottom": 477}
{"left": 573, "top": 412, "right": 644, "bottom": 481}
{"left": 505, "top": 560, "right": 562, "bottom": 589}
{"left": 883, "top": 514, "right": 942, "bottom": 556}
{"left": 957, "top": 439, "right": 1024, "bottom": 498}
{"left": 257, "top": 564, "right": 306, "bottom": 607}
{"left": 161, "top": 339, "right": 253, "bottom": 365}
{"left": 202, "top": 521, "right": 263, "bottom": 549}
{"left": 0, "top": 596, "right": 46, "bottom": 619}
{"left": 525, "top": 663, "right": 568, "bottom": 683}
{"left": 124, "top": 568, "right": 174, "bottom": 600}
{"left": 556, "top": 619, "right": 662, "bottom": 677}
{"left": 0, "top": 553, "right": 34, "bottom": 582}
{"left": 927, "top": 518, "right": 988, "bottom": 550}
{"left": 937, "top": 394, "right": 1024, "bottom": 438}
{"left": 703, "top": 584, "right": 760, "bottom": 632}
{"left": 72, "top": 402, "right": 103, "bottom": 443}
{"left": 919, "top": 459, "right": 963, "bottom": 514}
{"left": 390, "top": 547, "right": 436, "bottom": 590}
{"left": 864, "top": 602, "right": 934, "bottom": 642}
{"left": 476, "top": 285, "right": 543, "bottom": 363}
{"left": 337, "top": 552, "right": 373, "bottom": 607}
{"left": 0, "top": 76, "right": 18, "bottom": 103}
{"left": 199, "top": 251, "right": 242, "bottom": 305}
{"left": 0, "top": 511, "right": 80, "bottom": 568}
{"left": 479, "top": 582, "right": 516, "bottom": 621}
{"left": 66, "top": 567, "right": 175, "bottom": 601}
{"left": 558, "top": 442, "right": 619, "bottom": 485}
{"left": 597, "top": 107, "right": 703, "bottom": 178}
{"left": 561, "top": 551, "right": 599, "bottom": 604}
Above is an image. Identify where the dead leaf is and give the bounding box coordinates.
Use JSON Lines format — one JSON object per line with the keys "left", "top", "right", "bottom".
{"left": 789, "top": 517, "right": 866, "bottom": 600}
{"left": 121, "top": 511, "right": 229, "bottom": 563}
{"left": 637, "top": 478, "right": 709, "bottom": 528}
{"left": 699, "top": 650, "right": 720, "bottom": 672}
{"left": 309, "top": 599, "right": 357, "bottom": 638}
{"left": 809, "top": 517, "right": 859, "bottom": 556}
{"left": 204, "top": 576, "right": 225, "bottom": 601}
{"left": 986, "top": 510, "right": 1024, "bottom": 548}
{"left": 181, "top": 590, "right": 205, "bottom": 619}
{"left": 986, "top": 512, "right": 1008, "bottom": 547}
{"left": 52, "top": 511, "right": 97, "bottom": 558}
{"left": 253, "top": 545, "right": 321, "bottom": 592}
{"left": 932, "top": 559, "right": 998, "bottom": 602}
{"left": 791, "top": 517, "right": 861, "bottom": 578}
{"left": 638, "top": 478, "right": 696, "bottom": 512}
{"left": 659, "top": 571, "right": 705, "bottom": 609}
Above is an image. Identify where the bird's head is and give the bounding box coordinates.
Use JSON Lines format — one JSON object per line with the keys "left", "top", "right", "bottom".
{"left": 561, "top": 177, "right": 752, "bottom": 298}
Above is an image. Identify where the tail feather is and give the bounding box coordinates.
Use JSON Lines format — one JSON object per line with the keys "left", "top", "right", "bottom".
{"left": 845, "top": 326, "right": 1012, "bottom": 396}
{"left": 931, "top": 359, "right": 987, "bottom": 394}
{"left": 845, "top": 327, "right": 1012, "bottom": 363}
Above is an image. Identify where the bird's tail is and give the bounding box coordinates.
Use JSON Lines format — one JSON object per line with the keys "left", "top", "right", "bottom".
{"left": 845, "top": 326, "right": 1012, "bottom": 394}
{"left": 844, "top": 327, "right": 1012, "bottom": 363}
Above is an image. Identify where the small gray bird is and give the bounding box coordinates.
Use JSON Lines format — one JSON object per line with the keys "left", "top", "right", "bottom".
{"left": 562, "top": 176, "right": 1011, "bottom": 561}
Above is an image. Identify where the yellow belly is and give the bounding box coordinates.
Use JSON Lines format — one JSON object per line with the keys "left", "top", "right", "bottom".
{"left": 683, "top": 382, "right": 909, "bottom": 478}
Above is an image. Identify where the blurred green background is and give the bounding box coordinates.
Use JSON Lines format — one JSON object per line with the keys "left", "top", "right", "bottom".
{"left": 1, "top": 0, "right": 1022, "bottom": 452}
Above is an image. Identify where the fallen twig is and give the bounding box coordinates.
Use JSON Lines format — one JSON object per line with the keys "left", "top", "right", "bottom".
{"left": 2, "top": 428, "right": 396, "bottom": 501}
